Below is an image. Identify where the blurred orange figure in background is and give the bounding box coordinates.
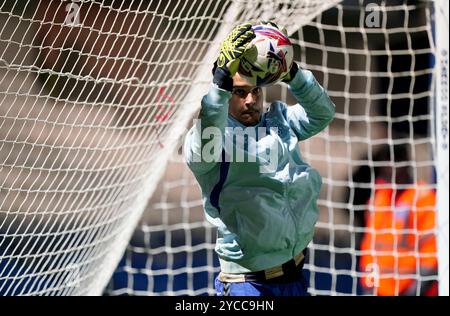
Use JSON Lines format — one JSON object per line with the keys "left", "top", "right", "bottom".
{"left": 359, "top": 144, "right": 438, "bottom": 296}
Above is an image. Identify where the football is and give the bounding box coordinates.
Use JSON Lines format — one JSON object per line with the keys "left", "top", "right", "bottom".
{"left": 238, "top": 24, "right": 294, "bottom": 86}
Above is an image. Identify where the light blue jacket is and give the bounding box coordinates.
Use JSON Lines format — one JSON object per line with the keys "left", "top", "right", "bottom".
{"left": 183, "top": 69, "right": 335, "bottom": 273}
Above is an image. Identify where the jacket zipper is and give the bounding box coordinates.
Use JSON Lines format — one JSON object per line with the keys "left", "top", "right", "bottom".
{"left": 284, "top": 181, "right": 299, "bottom": 256}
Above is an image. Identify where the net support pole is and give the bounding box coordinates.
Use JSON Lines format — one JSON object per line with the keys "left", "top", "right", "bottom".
{"left": 171, "top": 1, "right": 243, "bottom": 138}
{"left": 88, "top": 2, "right": 244, "bottom": 295}
{"left": 435, "top": 0, "right": 449, "bottom": 297}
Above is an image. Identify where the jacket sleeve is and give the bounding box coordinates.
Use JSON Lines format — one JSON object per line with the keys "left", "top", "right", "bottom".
{"left": 183, "top": 84, "right": 231, "bottom": 176}
{"left": 286, "top": 69, "right": 335, "bottom": 141}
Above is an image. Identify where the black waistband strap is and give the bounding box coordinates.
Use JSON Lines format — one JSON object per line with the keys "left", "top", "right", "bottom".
{"left": 218, "top": 251, "right": 306, "bottom": 283}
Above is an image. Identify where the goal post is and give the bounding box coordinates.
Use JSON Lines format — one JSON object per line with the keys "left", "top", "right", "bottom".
{"left": 434, "top": 0, "right": 449, "bottom": 297}
{"left": 0, "top": 0, "right": 447, "bottom": 296}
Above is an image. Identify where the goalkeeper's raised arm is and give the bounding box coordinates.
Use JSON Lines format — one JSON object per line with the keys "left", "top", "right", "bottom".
{"left": 183, "top": 23, "right": 256, "bottom": 175}
{"left": 281, "top": 62, "right": 335, "bottom": 140}
{"left": 183, "top": 21, "right": 335, "bottom": 296}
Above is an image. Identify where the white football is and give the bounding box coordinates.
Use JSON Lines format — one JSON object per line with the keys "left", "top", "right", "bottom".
{"left": 238, "top": 24, "right": 294, "bottom": 86}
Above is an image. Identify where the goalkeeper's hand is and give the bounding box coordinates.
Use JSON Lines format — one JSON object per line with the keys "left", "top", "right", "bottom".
{"left": 282, "top": 61, "right": 299, "bottom": 83}
{"left": 213, "top": 23, "right": 255, "bottom": 91}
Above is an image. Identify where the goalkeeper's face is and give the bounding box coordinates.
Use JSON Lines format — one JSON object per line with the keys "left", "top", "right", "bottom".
{"left": 229, "top": 73, "right": 263, "bottom": 126}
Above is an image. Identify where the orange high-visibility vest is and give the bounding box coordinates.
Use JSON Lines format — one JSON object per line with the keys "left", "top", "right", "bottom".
{"left": 359, "top": 179, "right": 437, "bottom": 296}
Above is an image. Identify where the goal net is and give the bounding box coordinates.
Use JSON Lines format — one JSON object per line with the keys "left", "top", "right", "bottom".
{"left": 0, "top": 0, "right": 447, "bottom": 296}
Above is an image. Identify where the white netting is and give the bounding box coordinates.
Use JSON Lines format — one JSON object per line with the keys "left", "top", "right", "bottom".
{"left": 105, "top": 0, "right": 446, "bottom": 296}
{"left": 0, "top": 0, "right": 345, "bottom": 295}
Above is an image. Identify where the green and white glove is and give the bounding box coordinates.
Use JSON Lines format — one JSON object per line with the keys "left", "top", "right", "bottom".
{"left": 217, "top": 22, "right": 255, "bottom": 74}
{"left": 282, "top": 61, "right": 299, "bottom": 83}
{"left": 213, "top": 23, "right": 255, "bottom": 91}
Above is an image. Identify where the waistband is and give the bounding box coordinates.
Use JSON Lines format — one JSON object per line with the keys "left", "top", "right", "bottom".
{"left": 218, "top": 251, "right": 305, "bottom": 283}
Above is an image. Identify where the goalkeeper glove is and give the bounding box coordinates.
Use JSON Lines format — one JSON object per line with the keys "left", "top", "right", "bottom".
{"left": 213, "top": 23, "right": 255, "bottom": 91}
{"left": 282, "top": 61, "right": 299, "bottom": 83}
{"left": 258, "top": 21, "right": 298, "bottom": 83}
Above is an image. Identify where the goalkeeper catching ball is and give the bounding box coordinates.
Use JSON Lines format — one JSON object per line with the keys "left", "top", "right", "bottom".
{"left": 183, "top": 22, "right": 335, "bottom": 296}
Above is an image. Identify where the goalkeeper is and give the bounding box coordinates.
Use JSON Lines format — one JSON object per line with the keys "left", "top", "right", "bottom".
{"left": 183, "top": 22, "right": 335, "bottom": 296}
